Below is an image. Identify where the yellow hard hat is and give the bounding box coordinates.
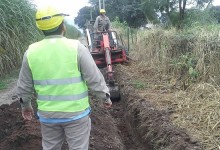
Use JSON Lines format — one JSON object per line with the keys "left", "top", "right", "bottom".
{"left": 36, "top": 6, "right": 69, "bottom": 31}
{"left": 100, "top": 9, "right": 106, "bottom": 14}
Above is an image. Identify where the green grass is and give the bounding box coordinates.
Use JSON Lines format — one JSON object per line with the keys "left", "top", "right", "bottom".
{"left": 0, "top": 82, "right": 7, "bottom": 90}
{"left": 132, "top": 80, "right": 147, "bottom": 90}
{"left": 0, "top": 70, "right": 19, "bottom": 90}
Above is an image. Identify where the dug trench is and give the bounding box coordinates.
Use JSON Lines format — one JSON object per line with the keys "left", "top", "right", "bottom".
{"left": 0, "top": 64, "right": 202, "bottom": 150}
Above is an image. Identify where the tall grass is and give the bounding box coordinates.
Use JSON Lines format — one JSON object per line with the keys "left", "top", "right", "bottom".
{"left": 0, "top": 0, "right": 42, "bottom": 76}
{"left": 0, "top": 1, "right": 82, "bottom": 77}
{"left": 118, "top": 25, "right": 220, "bottom": 87}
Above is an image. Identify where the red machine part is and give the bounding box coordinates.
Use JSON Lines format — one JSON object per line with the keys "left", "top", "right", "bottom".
{"left": 103, "top": 33, "right": 113, "bottom": 82}
{"left": 91, "top": 31, "right": 127, "bottom": 68}
{"left": 90, "top": 31, "right": 127, "bottom": 99}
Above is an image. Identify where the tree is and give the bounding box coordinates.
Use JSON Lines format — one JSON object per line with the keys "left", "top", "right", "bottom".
{"left": 211, "top": 6, "right": 220, "bottom": 23}
{"left": 140, "top": 0, "right": 181, "bottom": 25}
{"left": 179, "top": 0, "right": 187, "bottom": 24}
{"left": 76, "top": 0, "right": 215, "bottom": 29}
{"left": 122, "top": 2, "right": 147, "bottom": 28}
{"left": 140, "top": 0, "right": 214, "bottom": 28}
{"left": 77, "top": 0, "right": 147, "bottom": 28}
{"left": 178, "top": 0, "right": 214, "bottom": 27}
{"left": 74, "top": 6, "right": 94, "bottom": 29}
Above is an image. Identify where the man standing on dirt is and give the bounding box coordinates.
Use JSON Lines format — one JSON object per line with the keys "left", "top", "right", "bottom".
{"left": 16, "top": 6, "right": 112, "bottom": 150}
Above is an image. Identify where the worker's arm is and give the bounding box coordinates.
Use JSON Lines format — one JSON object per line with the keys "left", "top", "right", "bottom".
{"left": 106, "top": 17, "right": 111, "bottom": 30}
{"left": 77, "top": 41, "right": 110, "bottom": 101}
{"left": 93, "top": 16, "right": 100, "bottom": 32}
{"left": 17, "top": 51, "right": 34, "bottom": 109}
{"left": 17, "top": 51, "right": 35, "bottom": 120}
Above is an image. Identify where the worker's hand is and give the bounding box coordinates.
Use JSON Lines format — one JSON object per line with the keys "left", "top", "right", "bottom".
{"left": 103, "top": 98, "right": 112, "bottom": 108}
{"left": 21, "top": 107, "right": 34, "bottom": 121}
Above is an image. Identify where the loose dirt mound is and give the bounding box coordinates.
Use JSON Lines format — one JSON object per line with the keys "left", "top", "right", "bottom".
{"left": 0, "top": 100, "right": 125, "bottom": 150}
{"left": 0, "top": 64, "right": 203, "bottom": 150}
{"left": 0, "top": 79, "right": 43, "bottom": 149}
{"left": 0, "top": 102, "right": 42, "bottom": 150}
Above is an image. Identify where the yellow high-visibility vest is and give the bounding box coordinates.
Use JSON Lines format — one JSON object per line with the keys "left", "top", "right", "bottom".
{"left": 27, "top": 37, "right": 89, "bottom": 113}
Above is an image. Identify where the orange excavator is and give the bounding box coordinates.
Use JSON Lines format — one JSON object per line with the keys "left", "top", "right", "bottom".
{"left": 86, "top": 24, "right": 128, "bottom": 100}
{"left": 85, "top": 0, "right": 129, "bottom": 100}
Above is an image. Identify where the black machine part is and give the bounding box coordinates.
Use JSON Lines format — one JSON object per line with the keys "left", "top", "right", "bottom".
{"left": 107, "top": 83, "right": 120, "bottom": 100}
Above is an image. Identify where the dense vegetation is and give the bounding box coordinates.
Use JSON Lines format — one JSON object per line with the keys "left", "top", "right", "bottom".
{"left": 0, "top": 0, "right": 81, "bottom": 77}
{"left": 0, "top": 0, "right": 41, "bottom": 76}
{"left": 75, "top": 0, "right": 220, "bottom": 29}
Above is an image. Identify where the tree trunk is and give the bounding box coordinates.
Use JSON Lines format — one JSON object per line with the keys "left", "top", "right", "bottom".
{"left": 178, "top": 0, "right": 187, "bottom": 29}
{"left": 165, "top": 0, "right": 171, "bottom": 26}
{"left": 166, "top": 0, "right": 170, "bottom": 17}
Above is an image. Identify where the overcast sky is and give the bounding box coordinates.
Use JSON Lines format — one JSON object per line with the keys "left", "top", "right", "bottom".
{"left": 212, "top": 0, "right": 220, "bottom": 6}
{"left": 33, "top": 0, "right": 220, "bottom": 16}
{"left": 33, "top": 0, "right": 90, "bottom": 18}
{"left": 32, "top": 0, "right": 90, "bottom": 27}
{"left": 33, "top": 0, "right": 220, "bottom": 26}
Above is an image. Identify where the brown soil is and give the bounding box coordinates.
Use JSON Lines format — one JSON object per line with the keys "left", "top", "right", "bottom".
{"left": 0, "top": 64, "right": 203, "bottom": 150}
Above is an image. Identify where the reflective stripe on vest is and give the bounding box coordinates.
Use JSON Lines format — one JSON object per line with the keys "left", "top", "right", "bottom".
{"left": 34, "top": 76, "right": 83, "bottom": 85}
{"left": 27, "top": 37, "right": 89, "bottom": 113}
{"left": 38, "top": 91, "right": 88, "bottom": 101}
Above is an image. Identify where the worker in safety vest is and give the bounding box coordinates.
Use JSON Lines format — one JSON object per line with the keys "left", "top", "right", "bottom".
{"left": 16, "top": 6, "right": 112, "bottom": 150}
{"left": 94, "top": 9, "right": 111, "bottom": 32}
